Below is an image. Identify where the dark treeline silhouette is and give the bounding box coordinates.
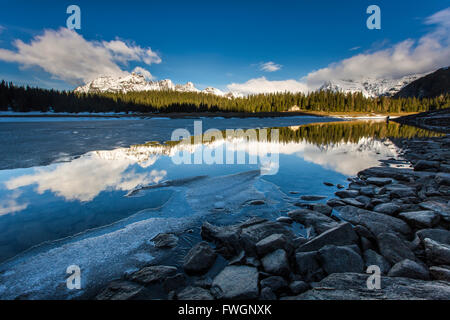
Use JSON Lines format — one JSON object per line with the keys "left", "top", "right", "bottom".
{"left": 1, "top": 80, "right": 449, "bottom": 114}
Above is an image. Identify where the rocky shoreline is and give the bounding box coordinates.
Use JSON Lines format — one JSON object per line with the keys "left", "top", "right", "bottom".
{"left": 96, "top": 133, "right": 450, "bottom": 300}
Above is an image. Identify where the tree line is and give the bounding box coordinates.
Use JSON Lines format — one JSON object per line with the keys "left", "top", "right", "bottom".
{"left": 1, "top": 80, "right": 449, "bottom": 114}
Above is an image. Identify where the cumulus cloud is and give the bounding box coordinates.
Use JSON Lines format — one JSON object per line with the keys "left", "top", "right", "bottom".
{"left": 0, "top": 28, "right": 161, "bottom": 85}
{"left": 132, "top": 66, "right": 154, "bottom": 80}
{"left": 260, "top": 61, "right": 282, "bottom": 72}
{"left": 229, "top": 7, "right": 450, "bottom": 95}
{"left": 228, "top": 77, "right": 309, "bottom": 95}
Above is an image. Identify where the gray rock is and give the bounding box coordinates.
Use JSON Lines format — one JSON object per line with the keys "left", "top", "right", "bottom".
{"left": 388, "top": 259, "right": 430, "bottom": 280}
{"left": 341, "top": 198, "right": 365, "bottom": 207}
{"left": 211, "top": 266, "right": 259, "bottom": 300}
{"left": 354, "top": 225, "right": 375, "bottom": 240}
{"left": 96, "top": 281, "right": 143, "bottom": 300}
{"left": 297, "top": 222, "right": 358, "bottom": 252}
{"left": 360, "top": 186, "right": 376, "bottom": 196}
{"left": 288, "top": 209, "right": 338, "bottom": 234}
{"left": 318, "top": 245, "right": 364, "bottom": 274}
{"left": 201, "top": 217, "right": 293, "bottom": 258}
{"left": 424, "top": 238, "right": 450, "bottom": 265}
{"left": 239, "top": 220, "right": 295, "bottom": 257}
{"left": 177, "top": 286, "right": 214, "bottom": 300}
{"left": 335, "top": 190, "right": 359, "bottom": 198}
{"left": 309, "top": 203, "right": 333, "bottom": 216}
{"left": 183, "top": 242, "right": 217, "bottom": 274}
{"left": 289, "top": 281, "right": 310, "bottom": 295}
{"left": 128, "top": 265, "right": 178, "bottom": 285}
{"left": 359, "top": 167, "right": 415, "bottom": 182}
{"left": 373, "top": 203, "right": 401, "bottom": 216}
{"left": 363, "top": 249, "right": 391, "bottom": 274}
{"left": 151, "top": 233, "right": 179, "bottom": 248}
{"left": 193, "top": 277, "right": 213, "bottom": 289}
{"left": 366, "top": 177, "right": 393, "bottom": 186}
{"left": 261, "top": 249, "right": 290, "bottom": 276}
{"left": 228, "top": 250, "right": 246, "bottom": 266}
{"left": 356, "top": 195, "right": 371, "bottom": 206}
{"left": 295, "top": 251, "right": 321, "bottom": 281}
{"left": 327, "top": 198, "right": 345, "bottom": 207}
{"left": 337, "top": 184, "right": 345, "bottom": 189}
{"left": 338, "top": 206, "right": 411, "bottom": 237}
{"left": 416, "top": 229, "right": 450, "bottom": 245}
{"left": 256, "top": 234, "right": 289, "bottom": 257}
{"left": 435, "top": 172, "right": 450, "bottom": 186}
{"left": 163, "top": 273, "right": 186, "bottom": 292}
{"left": 419, "top": 201, "right": 450, "bottom": 222}
{"left": 291, "top": 273, "right": 450, "bottom": 300}
{"left": 324, "top": 182, "right": 334, "bottom": 187}
{"left": 276, "top": 216, "right": 293, "bottom": 224}
{"left": 429, "top": 266, "right": 450, "bottom": 281}
{"left": 260, "top": 276, "right": 288, "bottom": 294}
{"left": 260, "top": 287, "right": 277, "bottom": 300}
{"left": 377, "top": 232, "right": 416, "bottom": 264}
{"left": 398, "top": 210, "right": 440, "bottom": 228}
{"left": 384, "top": 185, "right": 416, "bottom": 198}
{"left": 300, "top": 195, "right": 327, "bottom": 201}
{"left": 414, "top": 160, "right": 440, "bottom": 172}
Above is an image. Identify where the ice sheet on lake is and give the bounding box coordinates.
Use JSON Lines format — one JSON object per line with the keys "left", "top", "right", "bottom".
{"left": 0, "top": 170, "right": 280, "bottom": 300}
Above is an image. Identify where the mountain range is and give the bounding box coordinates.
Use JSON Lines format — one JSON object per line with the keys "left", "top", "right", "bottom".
{"left": 75, "top": 69, "right": 446, "bottom": 98}
{"left": 75, "top": 73, "right": 240, "bottom": 98}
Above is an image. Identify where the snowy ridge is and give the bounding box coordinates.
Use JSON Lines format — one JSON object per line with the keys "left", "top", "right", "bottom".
{"left": 74, "top": 73, "right": 242, "bottom": 97}
{"left": 319, "top": 74, "right": 426, "bottom": 98}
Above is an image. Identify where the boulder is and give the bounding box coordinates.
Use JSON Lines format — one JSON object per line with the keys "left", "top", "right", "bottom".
{"left": 128, "top": 265, "right": 177, "bottom": 285}
{"left": 151, "top": 233, "right": 179, "bottom": 248}
{"left": 309, "top": 203, "right": 333, "bottom": 216}
{"left": 163, "top": 273, "right": 186, "bottom": 292}
{"left": 96, "top": 281, "right": 143, "bottom": 300}
{"left": 387, "top": 259, "right": 430, "bottom": 280}
{"left": 419, "top": 201, "right": 450, "bottom": 222}
{"left": 297, "top": 223, "right": 358, "bottom": 252}
{"left": 318, "top": 245, "right": 364, "bottom": 275}
{"left": 335, "top": 190, "right": 359, "bottom": 198}
{"left": 338, "top": 206, "right": 411, "bottom": 237}
{"left": 256, "top": 234, "right": 290, "bottom": 256}
{"left": 424, "top": 238, "right": 450, "bottom": 265}
{"left": 384, "top": 185, "right": 416, "bottom": 198}
{"left": 211, "top": 266, "right": 259, "bottom": 300}
{"left": 416, "top": 229, "right": 450, "bottom": 245}
{"left": 363, "top": 249, "right": 391, "bottom": 274}
{"left": 341, "top": 198, "right": 365, "bottom": 207}
{"left": 300, "top": 195, "right": 327, "bottom": 201}
{"left": 260, "top": 276, "right": 289, "bottom": 294}
{"left": 259, "top": 287, "right": 277, "bottom": 300}
{"left": 366, "top": 177, "right": 393, "bottom": 186}
{"left": 429, "top": 266, "right": 450, "bottom": 281}
{"left": 261, "top": 249, "right": 290, "bottom": 276}
{"left": 183, "top": 242, "right": 217, "bottom": 274}
{"left": 177, "top": 286, "right": 214, "bottom": 300}
{"left": 295, "top": 251, "right": 321, "bottom": 281}
{"left": 398, "top": 210, "right": 440, "bottom": 228}
{"left": 373, "top": 203, "right": 401, "bottom": 216}
{"left": 435, "top": 173, "right": 450, "bottom": 186}
{"left": 290, "top": 273, "right": 450, "bottom": 300}
{"left": 288, "top": 209, "right": 338, "bottom": 234}
{"left": 376, "top": 232, "right": 416, "bottom": 264}
{"left": 414, "top": 160, "right": 440, "bottom": 172}
{"left": 289, "top": 281, "right": 310, "bottom": 295}
{"left": 327, "top": 198, "right": 346, "bottom": 207}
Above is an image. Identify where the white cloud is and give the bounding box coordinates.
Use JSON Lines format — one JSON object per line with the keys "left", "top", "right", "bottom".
{"left": 227, "top": 77, "right": 309, "bottom": 95}
{"left": 260, "top": 61, "right": 282, "bottom": 72}
{"left": 0, "top": 28, "right": 161, "bottom": 85}
{"left": 132, "top": 66, "right": 154, "bottom": 80}
{"left": 229, "top": 7, "right": 450, "bottom": 95}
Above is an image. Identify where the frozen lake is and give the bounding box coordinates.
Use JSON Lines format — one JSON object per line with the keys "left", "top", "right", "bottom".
{"left": 0, "top": 117, "right": 442, "bottom": 299}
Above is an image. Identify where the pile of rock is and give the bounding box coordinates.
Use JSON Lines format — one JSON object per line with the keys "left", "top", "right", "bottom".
{"left": 96, "top": 134, "right": 450, "bottom": 300}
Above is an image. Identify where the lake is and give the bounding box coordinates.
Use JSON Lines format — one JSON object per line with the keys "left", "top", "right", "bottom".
{"left": 0, "top": 116, "right": 442, "bottom": 299}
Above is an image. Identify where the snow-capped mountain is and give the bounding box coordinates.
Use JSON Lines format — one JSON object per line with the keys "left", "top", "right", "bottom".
{"left": 75, "top": 73, "right": 231, "bottom": 97}
{"left": 319, "top": 74, "right": 426, "bottom": 98}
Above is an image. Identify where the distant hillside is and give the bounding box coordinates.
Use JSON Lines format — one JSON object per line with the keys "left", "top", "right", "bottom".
{"left": 394, "top": 67, "right": 450, "bottom": 98}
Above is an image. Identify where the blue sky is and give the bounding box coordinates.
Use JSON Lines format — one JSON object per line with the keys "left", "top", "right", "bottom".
{"left": 0, "top": 0, "right": 449, "bottom": 93}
